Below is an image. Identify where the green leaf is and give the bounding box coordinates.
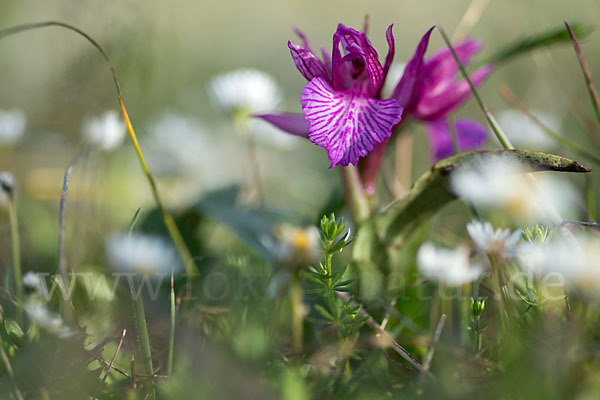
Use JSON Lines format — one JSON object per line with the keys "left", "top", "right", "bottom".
{"left": 4, "top": 317, "right": 24, "bottom": 342}
{"left": 313, "top": 304, "right": 334, "bottom": 321}
{"left": 477, "top": 22, "right": 593, "bottom": 66}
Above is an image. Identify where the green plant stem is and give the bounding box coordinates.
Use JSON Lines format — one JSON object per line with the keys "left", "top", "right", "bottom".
{"left": 290, "top": 272, "right": 304, "bottom": 356}
{"left": 7, "top": 197, "right": 22, "bottom": 325}
{"left": 339, "top": 166, "right": 371, "bottom": 224}
{"left": 439, "top": 27, "right": 514, "bottom": 150}
{"left": 167, "top": 270, "right": 175, "bottom": 376}
{"left": 474, "top": 314, "right": 481, "bottom": 353}
{"left": 131, "top": 290, "right": 155, "bottom": 400}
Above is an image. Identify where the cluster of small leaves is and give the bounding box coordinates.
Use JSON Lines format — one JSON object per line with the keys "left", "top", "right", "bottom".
{"left": 522, "top": 225, "right": 555, "bottom": 244}
{"left": 305, "top": 214, "right": 365, "bottom": 337}
{"left": 468, "top": 297, "right": 487, "bottom": 352}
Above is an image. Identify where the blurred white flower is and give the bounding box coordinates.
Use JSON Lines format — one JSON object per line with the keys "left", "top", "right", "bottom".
{"left": 518, "top": 234, "right": 600, "bottom": 296}
{"left": 451, "top": 160, "right": 573, "bottom": 223}
{"left": 0, "top": 171, "right": 15, "bottom": 209}
{"left": 417, "top": 243, "right": 484, "bottom": 286}
{"left": 23, "top": 271, "right": 45, "bottom": 294}
{"left": 144, "top": 113, "right": 212, "bottom": 176}
{"left": 275, "top": 224, "right": 321, "bottom": 270}
{"left": 497, "top": 109, "right": 559, "bottom": 150}
{"left": 0, "top": 109, "right": 26, "bottom": 146}
{"left": 106, "top": 233, "right": 181, "bottom": 277}
{"left": 208, "top": 69, "right": 281, "bottom": 114}
{"left": 81, "top": 110, "right": 126, "bottom": 151}
{"left": 25, "top": 300, "right": 72, "bottom": 338}
{"left": 467, "top": 220, "right": 521, "bottom": 259}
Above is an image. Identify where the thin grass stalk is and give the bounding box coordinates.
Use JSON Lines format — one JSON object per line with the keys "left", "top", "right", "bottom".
{"left": 167, "top": 269, "right": 176, "bottom": 376}
{"left": 0, "top": 21, "right": 198, "bottom": 277}
{"left": 438, "top": 27, "right": 514, "bottom": 150}
{"left": 498, "top": 84, "right": 600, "bottom": 166}
{"left": 565, "top": 21, "right": 600, "bottom": 133}
{"left": 130, "top": 287, "right": 155, "bottom": 400}
{"left": 7, "top": 196, "right": 22, "bottom": 325}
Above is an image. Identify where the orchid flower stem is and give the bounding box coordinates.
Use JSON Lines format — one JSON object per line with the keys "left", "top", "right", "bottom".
{"left": 0, "top": 21, "right": 198, "bottom": 278}
{"left": 290, "top": 272, "right": 304, "bottom": 356}
{"left": 167, "top": 269, "right": 175, "bottom": 376}
{"left": 130, "top": 289, "right": 155, "bottom": 400}
{"left": 438, "top": 27, "right": 514, "bottom": 150}
{"left": 339, "top": 165, "right": 371, "bottom": 225}
{"left": 499, "top": 84, "right": 600, "bottom": 166}
{"left": 7, "top": 197, "right": 22, "bottom": 326}
{"left": 565, "top": 21, "right": 600, "bottom": 132}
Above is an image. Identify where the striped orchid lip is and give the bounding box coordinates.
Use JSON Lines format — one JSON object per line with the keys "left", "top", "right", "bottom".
{"left": 259, "top": 23, "right": 403, "bottom": 167}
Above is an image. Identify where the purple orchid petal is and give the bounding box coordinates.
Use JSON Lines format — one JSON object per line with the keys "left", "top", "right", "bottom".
{"left": 414, "top": 64, "right": 494, "bottom": 121}
{"left": 320, "top": 47, "right": 333, "bottom": 79}
{"left": 360, "top": 33, "right": 384, "bottom": 97}
{"left": 381, "top": 25, "right": 395, "bottom": 84}
{"left": 426, "top": 118, "right": 487, "bottom": 162}
{"left": 420, "top": 39, "right": 483, "bottom": 97}
{"left": 455, "top": 119, "right": 487, "bottom": 150}
{"left": 301, "top": 77, "right": 403, "bottom": 167}
{"left": 289, "top": 41, "right": 330, "bottom": 82}
{"left": 293, "top": 27, "right": 313, "bottom": 52}
{"left": 255, "top": 113, "right": 310, "bottom": 137}
{"left": 392, "top": 26, "right": 435, "bottom": 112}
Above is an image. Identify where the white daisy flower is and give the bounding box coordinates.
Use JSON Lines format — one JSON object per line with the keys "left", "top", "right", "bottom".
{"left": 275, "top": 224, "right": 321, "bottom": 270}
{"left": 23, "top": 271, "right": 45, "bottom": 295}
{"left": 518, "top": 234, "right": 600, "bottom": 296}
{"left": 81, "top": 110, "right": 126, "bottom": 151}
{"left": 207, "top": 69, "right": 281, "bottom": 114}
{"left": 0, "top": 171, "right": 15, "bottom": 209}
{"left": 106, "top": 233, "right": 181, "bottom": 277}
{"left": 466, "top": 220, "right": 521, "bottom": 259}
{"left": 0, "top": 109, "right": 26, "bottom": 146}
{"left": 417, "top": 243, "right": 484, "bottom": 286}
{"left": 144, "top": 113, "right": 212, "bottom": 177}
{"left": 497, "top": 109, "right": 560, "bottom": 150}
{"left": 450, "top": 160, "right": 573, "bottom": 223}
{"left": 25, "top": 300, "right": 73, "bottom": 338}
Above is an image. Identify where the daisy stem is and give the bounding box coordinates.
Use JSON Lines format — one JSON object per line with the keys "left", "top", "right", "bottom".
{"left": 130, "top": 289, "right": 155, "bottom": 400}
{"left": 167, "top": 269, "right": 176, "bottom": 376}
{"left": 290, "top": 272, "right": 304, "bottom": 356}
{"left": 438, "top": 27, "right": 514, "bottom": 151}
{"left": 7, "top": 196, "right": 22, "bottom": 326}
{"left": 489, "top": 257, "right": 509, "bottom": 331}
